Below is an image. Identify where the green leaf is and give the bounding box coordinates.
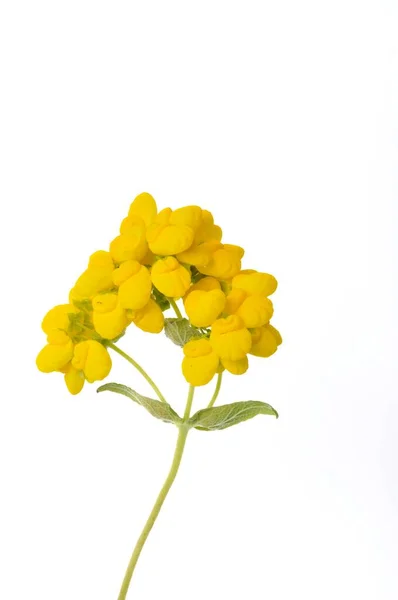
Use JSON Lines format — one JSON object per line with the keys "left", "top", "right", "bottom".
{"left": 97, "top": 383, "right": 182, "bottom": 425}
{"left": 188, "top": 401, "right": 278, "bottom": 431}
{"left": 164, "top": 318, "right": 205, "bottom": 347}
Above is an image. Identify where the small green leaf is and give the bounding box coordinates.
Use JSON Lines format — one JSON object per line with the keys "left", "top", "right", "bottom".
{"left": 97, "top": 383, "right": 182, "bottom": 425}
{"left": 188, "top": 401, "right": 278, "bottom": 431}
{"left": 164, "top": 318, "right": 205, "bottom": 347}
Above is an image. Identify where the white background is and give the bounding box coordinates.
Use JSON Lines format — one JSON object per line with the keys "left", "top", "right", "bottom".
{"left": 0, "top": 2, "right": 397, "bottom": 599}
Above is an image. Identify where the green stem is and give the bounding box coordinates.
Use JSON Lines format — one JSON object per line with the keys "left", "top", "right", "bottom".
{"left": 207, "top": 372, "right": 223, "bottom": 408}
{"left": 107, "top": 342, "right": 167, "bottom": 403}
{"left": 169, "top": 298, "right": 183, "bottom": 319}
{"left": 117, "top": 386, "right": 195, "bottom": 600}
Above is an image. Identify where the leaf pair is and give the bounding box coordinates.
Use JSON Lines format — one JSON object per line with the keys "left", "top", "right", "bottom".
{"left": 97, "top": 383, "right": 278, "bottom": 431}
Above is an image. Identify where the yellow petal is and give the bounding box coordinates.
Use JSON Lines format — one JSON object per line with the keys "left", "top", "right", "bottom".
{"left": 210, "top": 315, "right": 252, "bottom": 361}
{"left": 182, "top": 338, "right": 219, "bottom": 386}
{"left": 249, "top": 324, "right": 281, "bottom": 357}
{"left": 73, "top": 266, "right": 114, "bottom": 300}
{"left": 42, "top": 304, "right": 78, "bottom": 334}
{"left": 109, "top": 231, "right": 148, "bottom": 264}
{"left": 221, "top": 356, "right": 249, "bottom": 375}
{"left": 194, "top": 210, "right": 223, "bottom": 244}
{"left": 232, "top": 271, "right": 278, "bottom": 296}
{"left": 118, "top": 265, "right": 152, "bottom": 309}
{"left": 64, "top": 364, "right": 85, "bottom": 395}
{"left": 93, "top": 302, "right": 128, "bottom": 339}
{"left": 169, "top": 206, "right": 202, "bottom": 231}
{"left": 72, "top": 340, "right": 111, "bottom": 383}
{"left": 36, "top": 340, "right": 74, "bottom": 373}
{"left": 236, "top": 295, "right": 274, "bottom": 328}
{"left": 198, "top": 245, "right": 243, "bottom": 279}
{"left": 224, "top": 288, "right": 247, "bottom": 314}
{"left": 130, "top": 299, "right": 164, "bottom": 333}
{"left": 147, "top": 223, "right": 194, "bottom": 255}
{"left": 184, "top": 289, "right": 226, "bottom": 328}
{"left": 88, "top": 251, "right": 114, "bottom": 270}
{"left": 112, "top": 260, "right": 141, "bottom": 286}
{"left": 92, "top": 293, "right": 118, "bottom": 314}
{"left": 151, "top": 257, "right": 191, "bottom": 298}
{"left": 128, "top": 192, "right": 157, "bottom": 226}
{"left": 176, "top": 242, "right": 214, "bottom": 267}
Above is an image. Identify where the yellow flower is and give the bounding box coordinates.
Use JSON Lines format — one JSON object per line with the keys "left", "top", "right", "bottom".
{"left": 249, "top": 324, "right": 282, "bottom": 357}
{"left": 70, "top": 251, "right": 115, "bottom": 301}
{"left": 224, "top": 288, "right": 247, "bottom": 314}
{"left": 232, "top": 270, "right": 278, "bottom": 296}
{"left": 110, "top": 230, "right": 148, "bottom": 264}
{"left": 169, "top": 205, "right": 203, "bottom": 231}
{"left": 72, "top": 340, "right": 112, "bottom": 383}
{"left": 182, "top": 338, "right": 219, "bottom": 386}
{"left": 116, "top": 262, "right": 152, "bottom": 310}
{"left": 151, "top": 257, "right": 191, "bottom": 298}
{"left": 210, "top": 315, "right": 252, "bottom": 361}
{"left": 147, "top": 223, "right": 194, "bottom": 256}
{"left": 194, "top": 210, "right": 222, "bottom": 244}
{"left": 221, "top": 356, "right": 249, "bottom": 375}
{"left": 64, "top": 364, "right": 85, "bottom": 395}
{"left": 128, "top": 192, "right": 158, "bottom": 227}
{"left": 184, "top": 276, "right": 221, "bottom": 295}
{"left": 198, "top": 243, "right": 244, "bottom": 279}
{"left": 235, "top": 295, "right": 274, "bottom": 328}
{"left": 184, "top": 289, "right": 226, "bottom": 328}
{"left": 36, "top": 330, "right": 74, "bottom": 373}
{"left": 128, "top": 299, "right": 164, "bottom": 333}
{"left": 176, "top": 241, "right": 215, "bottom": 267}
{"left": 41, "top": 304, "right": 79, "bottom": 334}
{"left": 92, "top": 293, "right": 129, "bottom": 340}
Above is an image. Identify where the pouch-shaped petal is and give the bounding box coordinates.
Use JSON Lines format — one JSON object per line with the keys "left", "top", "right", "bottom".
{"left": 147, "top": 223, "right": 194, "bottom": 255}
{"left": 41, "top": 304, "right": 79, "bottom": 334}
{"left": 184, "top": 289, "right": 226, "bottom": 328}
{"left": 72, "top": 340, "right": 111, "bottom": 383}
{"left": 235, "top": 295, "right": 274, "bottom": 328}
{"left": 73, "top": 265, "right": 114, "bottom": 300}
{"left": 112, "top": 260, "right": 141, "bottom": 286}
{"left": 224, "top": 288, "right": 247, "bottom": 314}
{"left": 198, "top": 244, "right": 244, "bottom": 280}
{"left": 210, "top": 315, "right": 252, "bottom": 361}
{"left": 151, "top": 257, "right": 191, "bottom": 298}
{"left": 221, "top": 356, "right": 249, "bottom": 375}
{"left": 176, "top": 242, "right": 214, "bottom": 267}
{"left": 194, "top": 210, "right": 222, "bottom": 244}
{"left": 109, "top": 230, "right": 148, "bottom": 264}
{"left": 169, "top": 206, "right": 202, "bottom": 231}
{"left": 64, "top": 364, "right": 85, "bottom": 395}
{"left": 118, "top": 265, "right": 152, "bottom": 309}
{"left": 182, "top": 338, "right": 219, "bottom": 386}
{"left": 92, "top": 294, "right": 128, "bottom": 339}
{"left": 36, "top": 339, "right": 74, "bottom": 373}
{"left": 88, "top": 251, "right": 114, "bottom": 270}
{"left": 232, "top": 270, "right": 278, "bottom": 297}
{"left": 249, "top": 324, "right": 282, "bottom": 357}
{"left": 130, "top": 299, "right": 164, "bottom": 333}
{"left": 128, "top": 192, "right": 157, "bottom": 227}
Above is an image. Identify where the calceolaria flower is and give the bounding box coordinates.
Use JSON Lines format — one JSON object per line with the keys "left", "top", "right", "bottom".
{"left": 36, "top": 191, "right": 282, "bottom": 599}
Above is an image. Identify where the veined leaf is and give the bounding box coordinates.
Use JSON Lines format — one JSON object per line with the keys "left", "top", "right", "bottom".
{"left": 188, "top": 401, "right": 278, "bottom": 431}
{"left": 97, "top": 383, "right": 182, "bottom": 425}
{"left": 164, "top": 318, "right": 204, "bottom": 347}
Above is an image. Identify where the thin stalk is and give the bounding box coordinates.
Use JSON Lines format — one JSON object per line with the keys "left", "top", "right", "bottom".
{"left": 169, "top": 299, "right": 183, "bottom": 319}
{"left": 107, "top": 342, "right": 167, "bottom": 403}
{"left": 207, "top": 372, "right": 223, "bottom": 408}
{"left": 117, "top": 386, "right": 195, "bottom": 600}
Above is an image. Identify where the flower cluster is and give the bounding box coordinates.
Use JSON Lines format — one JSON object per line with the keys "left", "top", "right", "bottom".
{"left": 36, "top": 192, "right": 281, "bottom": 393}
